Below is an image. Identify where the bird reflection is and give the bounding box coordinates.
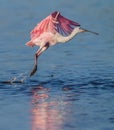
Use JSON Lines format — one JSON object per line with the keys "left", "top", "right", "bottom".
{"left": 31, "top": 86, "right": 65, "bottom": 130}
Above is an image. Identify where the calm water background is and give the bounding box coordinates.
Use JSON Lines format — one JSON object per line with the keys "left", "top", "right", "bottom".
{"left": 0, "top": 0, "right": 114, "bottom": 130}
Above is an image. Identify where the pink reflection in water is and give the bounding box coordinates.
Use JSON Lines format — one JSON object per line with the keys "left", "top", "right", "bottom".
{"left": 31, "top": 86, "right": 66, "bottom": 130}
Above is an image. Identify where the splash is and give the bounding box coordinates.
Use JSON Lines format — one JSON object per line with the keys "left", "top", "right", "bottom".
{"left": 0, "top": 72, "right": 29, "bottom": 84}
{"left": 9, "top": 72, "right": 29, "bottom": 83}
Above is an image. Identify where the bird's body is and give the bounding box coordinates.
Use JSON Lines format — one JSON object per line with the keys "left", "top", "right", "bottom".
{"left": 26, "top": 11, "right": 98, "bottom": 76}
{"left": 27, "top": 27, "right": 83, "bottom": 46}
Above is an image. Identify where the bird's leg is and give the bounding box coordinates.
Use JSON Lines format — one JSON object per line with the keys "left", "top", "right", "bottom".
{"left": 30, "top": 52, "right": 38, "bottom": 76}
{"left": 29, "top": 54, "right": 38, "bottom": 77}
{"left": 30, "top": 43, "right": 49, "bottom": 76}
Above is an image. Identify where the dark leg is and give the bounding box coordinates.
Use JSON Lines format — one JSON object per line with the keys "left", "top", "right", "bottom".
{"left": 30, "top": 43, "right": 49, "bottom": 76}
{"left": 30, "top": 54, "right": 38, "bottom": 76}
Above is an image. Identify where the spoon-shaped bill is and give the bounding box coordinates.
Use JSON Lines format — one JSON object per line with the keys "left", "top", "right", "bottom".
{"left": 80, "top": 28, "right": 99, "bottom": 35}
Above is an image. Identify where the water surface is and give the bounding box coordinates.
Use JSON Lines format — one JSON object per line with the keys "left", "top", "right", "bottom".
{"left": 0, "top": 0, "right": 114, "bottom": 130}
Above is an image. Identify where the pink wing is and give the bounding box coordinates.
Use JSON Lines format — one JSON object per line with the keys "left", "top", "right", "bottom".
{"left": 31, "top": 15, "right": 56, "bottom": 40}
{"left": 51, "top": 11, "right": 80, "bottom": 36}
{"left": 30, "top": 11, "right": 80, "bottom": 40}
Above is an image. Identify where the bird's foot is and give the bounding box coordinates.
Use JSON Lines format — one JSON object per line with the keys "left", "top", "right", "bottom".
{"left": 30, "top": 65, "right": 37, "bottom": 76}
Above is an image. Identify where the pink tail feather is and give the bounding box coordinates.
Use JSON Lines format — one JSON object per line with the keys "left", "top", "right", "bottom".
{"left": 26, "top": 41, "right": 34, "bottom": 47}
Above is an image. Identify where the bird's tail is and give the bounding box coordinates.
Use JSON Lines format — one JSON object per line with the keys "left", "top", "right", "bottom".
{"left": 79, "top": 28, "right": 99, "bottom": 35}
{"left": 26, "top": 41, "right": 35, "bottom": 47}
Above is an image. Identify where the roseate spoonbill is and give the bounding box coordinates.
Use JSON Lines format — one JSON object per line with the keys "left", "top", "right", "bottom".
{"left": 26, "top": 11, "right": 98, "bottom": 76}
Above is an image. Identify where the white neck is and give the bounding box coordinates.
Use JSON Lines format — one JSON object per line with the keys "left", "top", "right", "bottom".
{"left": 56, "top": 27, "right": 83, "bottom": 43}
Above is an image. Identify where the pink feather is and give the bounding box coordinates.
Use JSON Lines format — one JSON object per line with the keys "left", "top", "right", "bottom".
{"left": 51, "top": 11, "right": 80, "bottom": 35}
{"left": 30, "top": 11, "right": 80, "bottom": 40}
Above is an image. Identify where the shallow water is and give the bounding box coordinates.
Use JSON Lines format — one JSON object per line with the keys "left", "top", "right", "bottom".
{"left": 0, "top": 0, "right": 114, "bottom": 130}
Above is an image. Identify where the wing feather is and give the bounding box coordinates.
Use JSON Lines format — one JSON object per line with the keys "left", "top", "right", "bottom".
{"left": 51, "top": 11, "right": 80, "bottom": 36}
{"left": 30, "top": 11, "right": 80, "bottom": 40}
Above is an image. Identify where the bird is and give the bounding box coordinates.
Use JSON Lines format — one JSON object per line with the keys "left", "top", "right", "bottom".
{"left": 26, "top": 11, "right": 98, "bottom": 76}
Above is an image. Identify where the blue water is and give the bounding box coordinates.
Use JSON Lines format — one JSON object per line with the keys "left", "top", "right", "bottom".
{"left": 0, "top": 0, "right": 114, "bottom": 130}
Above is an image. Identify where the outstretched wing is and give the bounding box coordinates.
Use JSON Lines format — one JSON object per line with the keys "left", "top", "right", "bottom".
{"left": 51, "top": 11, "right": 80, "bottom": 36}
{"left": 30, "top": 15, "right": 56, "bottom": 40}
{"left": 30, "top": 11, "right": 80, "bottom": 40}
